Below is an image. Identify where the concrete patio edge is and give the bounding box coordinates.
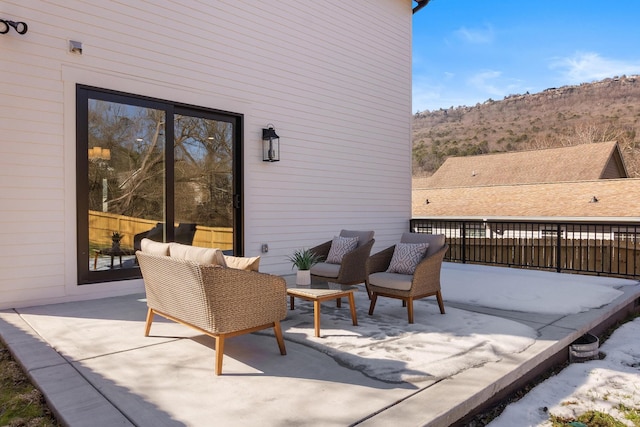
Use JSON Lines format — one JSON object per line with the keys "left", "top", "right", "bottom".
{"left": 0, "top": 309, "right": 134, "bottom": 426}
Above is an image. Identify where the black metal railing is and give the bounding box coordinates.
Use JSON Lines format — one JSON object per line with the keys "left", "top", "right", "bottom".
{"left": 410, "top": 218, "right": 640, "bottom": 278}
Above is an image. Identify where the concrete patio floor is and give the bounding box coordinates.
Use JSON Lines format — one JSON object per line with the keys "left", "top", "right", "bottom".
{"left": 1, "top": 265, "right": 639, "bottom": 427}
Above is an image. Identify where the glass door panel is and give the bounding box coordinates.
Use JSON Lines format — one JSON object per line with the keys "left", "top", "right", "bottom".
{"left": 173, "top": 113, "right": 234, "bottom": 250}
{"left": 87, "top": 99, "right": 166, "bottom": 271}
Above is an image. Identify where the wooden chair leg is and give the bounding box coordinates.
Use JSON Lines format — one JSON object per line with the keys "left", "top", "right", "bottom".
{"left": 407, "top": 298, "right": 414, "bottom": 324}
{"left": 347, "top": 292, "right": 358, "bottom": 326}
{"left": 364, "top": 279, "right": 371, "bottom": 300}
{"left": 214, "top": 336, "right": 225, "bottom": 375}
{"left": 368, "top": 293, "right": 378, "bottom": 315}
{"left": 144, "top": 308, "right": 154, "bottom": 336}
{"left": 273, "top": 321, "right": 287, "bottom": 355}
{"left": 436, "top": 290, "right": 445, "bottom": 314}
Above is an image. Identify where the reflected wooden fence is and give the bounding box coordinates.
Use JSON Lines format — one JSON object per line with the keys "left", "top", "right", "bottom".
{"left": 89, "top": 210, "right": 233, "bottom": 249}
{"left": 410, "top": 218, "right": 640, "bottom": 278}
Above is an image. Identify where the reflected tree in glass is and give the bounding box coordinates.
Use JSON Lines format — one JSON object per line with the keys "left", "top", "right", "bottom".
{"left": 174, "top": 115, "right": 233, "bottom": 230}
{"left": 87, "top": 99, "right": 166, "bottom": 257}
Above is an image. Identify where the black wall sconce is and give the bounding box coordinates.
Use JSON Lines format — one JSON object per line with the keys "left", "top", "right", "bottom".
{"left": 262, "top": 124, "right": 280, "bottom": 162}
{"left": 1, "top": 19, "right": 28, "bottom": 35}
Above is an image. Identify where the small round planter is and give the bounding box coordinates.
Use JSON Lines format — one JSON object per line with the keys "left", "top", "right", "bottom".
{"left": 296, "top": 269, "right": 311, "bottom": 286}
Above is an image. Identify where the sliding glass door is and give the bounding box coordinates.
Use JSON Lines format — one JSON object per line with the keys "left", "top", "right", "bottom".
{"left": 77, "top": 86, "right": 243, "bottom": 284}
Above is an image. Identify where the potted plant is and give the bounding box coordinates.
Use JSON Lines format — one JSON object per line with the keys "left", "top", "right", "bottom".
{"left": 111, "top": 231, "right": 123, "bottom": 250}
{"left": 287, "top": 248, "right": 323, "bottom": 285}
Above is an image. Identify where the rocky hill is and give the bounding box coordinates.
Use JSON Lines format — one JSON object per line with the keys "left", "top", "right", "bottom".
{"left": 412, "top": 75, "right": 640, "bottom": 178}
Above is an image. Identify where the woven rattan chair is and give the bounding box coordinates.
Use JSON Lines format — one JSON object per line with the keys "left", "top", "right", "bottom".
{"left": 309, "top": 230, "right": 375, "bottom": 297}
{"left": 137, "top": 251, "right": 287, "bottom": 375}
{"left": 367, "top": 233, "right": 448, "bottom": 323}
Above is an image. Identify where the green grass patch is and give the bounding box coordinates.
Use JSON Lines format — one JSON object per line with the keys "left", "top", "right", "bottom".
{"left": 618, "top": 403, "right": 640, "bottom": 426}
{"left": 0, "top": 339, "right": 59, "bottom": 426}
{"left": 550, "top": 410, "right": 627, "bottom": 427}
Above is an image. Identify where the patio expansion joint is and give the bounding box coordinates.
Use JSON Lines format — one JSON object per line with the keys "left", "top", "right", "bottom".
{"left": 350, "top": 378, "right": 447, "bottom": 426}
{"left": 70, "top": 338, "right": 184, "bottom": 364}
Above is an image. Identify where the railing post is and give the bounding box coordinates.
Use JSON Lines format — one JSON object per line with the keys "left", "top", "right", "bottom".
{"left": 461, "top": 220, "right": 467, "bottom": 264}
{"left": 556, "top": 223, "right": 562, "bottom": 273}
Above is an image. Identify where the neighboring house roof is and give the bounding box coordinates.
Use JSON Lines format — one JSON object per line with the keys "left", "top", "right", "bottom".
{"left": 412, "top": 179, "right": 640, "bottom": 219}
{"left": 420, "top": 141, "right": 627, "bottom": 189}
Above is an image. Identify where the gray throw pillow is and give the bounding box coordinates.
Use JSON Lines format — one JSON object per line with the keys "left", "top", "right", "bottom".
{"left": 326, "top": 236, "right": 358, "bottom": 264}
{"left": 386, "top": 242, "right": 429, "bottom": 275}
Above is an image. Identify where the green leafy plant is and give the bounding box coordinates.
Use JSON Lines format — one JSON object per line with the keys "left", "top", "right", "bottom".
{"left": 286, "top": 248, "right": 323, "bottom": 270}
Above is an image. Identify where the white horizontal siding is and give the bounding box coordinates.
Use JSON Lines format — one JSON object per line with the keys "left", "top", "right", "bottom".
{"left": 0, "top": 0, "right": 413, "bottom": 308}
{"left": 246, "top": 0, "right": 412, "bottom": 268}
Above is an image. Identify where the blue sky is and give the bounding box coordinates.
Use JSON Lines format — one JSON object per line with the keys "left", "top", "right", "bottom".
{"left": 412, "top": 0, "right": 640, "bottom": 112}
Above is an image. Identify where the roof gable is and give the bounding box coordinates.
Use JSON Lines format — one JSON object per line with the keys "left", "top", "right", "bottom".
{"left": 422, "top": 142, "right": 627, "bottom": 188}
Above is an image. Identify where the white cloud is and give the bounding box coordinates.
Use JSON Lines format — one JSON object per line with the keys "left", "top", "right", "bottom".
{"left": 455, "top": 25, "right": 494, "bottom": 44}
{"left": 466, "top": 70, "right": 527, "bottom": 101}
{"left": 412, "top": 80, "right": 444, "bottom": 112}
{"left": 549, "top": 51, "right": 640, "bottom": 83}
{"left": 412, "top": 72, "right": 478, "bottom": 111}
{"left": 468, "top": 70, "right": 503, "bottom": 96}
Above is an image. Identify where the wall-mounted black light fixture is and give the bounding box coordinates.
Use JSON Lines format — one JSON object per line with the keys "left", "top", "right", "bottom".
{"left": 1, "top": 19, "right": 28, "bottom": 35}
{"left": 262, "top": 124, "right": 280, "bottom": 162}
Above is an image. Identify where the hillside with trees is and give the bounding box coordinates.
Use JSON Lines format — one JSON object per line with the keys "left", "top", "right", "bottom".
{"left": 412, "top": 75, "right": 640, "bottom": 179}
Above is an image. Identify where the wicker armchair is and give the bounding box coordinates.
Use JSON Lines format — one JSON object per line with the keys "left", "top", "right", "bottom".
{"left": 309, "top": 230, "right": 375, "bottom": 296}
{"left": 137, "top": 250, "right": 287, "bottom": 375}
{"left": 367, "top": 233, "right": 448, "bottom": 323}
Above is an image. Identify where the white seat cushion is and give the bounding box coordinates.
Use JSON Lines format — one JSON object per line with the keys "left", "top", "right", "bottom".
{"left": 223, "top": 255, "right": 260, "bottom": 271}
{"left": 169, "top": 243, "right": 227, "bottom": 267}
{"left": 369, "top": 272, "right": 413, "bottom": 291}
{"left": 140, "top": 238, "right": 171, "bottom": 256}
{"left": 310, "top": 262, "right": 340, "bottom": 279}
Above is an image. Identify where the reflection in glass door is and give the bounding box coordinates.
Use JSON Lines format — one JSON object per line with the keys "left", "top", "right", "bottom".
{"left": 173, "top": 112, "right": 234, "bottom": 251}
{"left": 87, "top": 99, "right": 166, "bottom": 272}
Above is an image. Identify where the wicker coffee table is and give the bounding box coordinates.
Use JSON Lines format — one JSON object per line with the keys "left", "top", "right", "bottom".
{"left": 285, "top": 278, "right": 358, "bottom": 338}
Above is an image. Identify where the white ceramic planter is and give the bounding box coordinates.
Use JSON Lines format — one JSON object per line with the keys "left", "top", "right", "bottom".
{"left": 296, "top": 269, "right": 311, "bottom": 285}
